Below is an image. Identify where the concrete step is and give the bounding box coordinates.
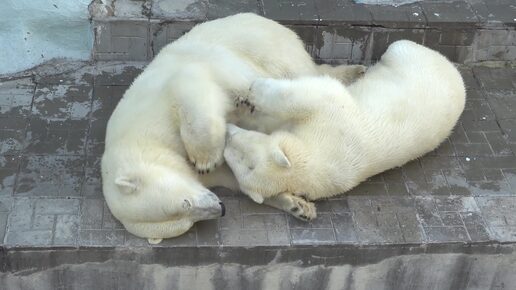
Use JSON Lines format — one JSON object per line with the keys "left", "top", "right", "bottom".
{"left": 0, "top": 60, "right": 516, "bottom": 288}
{"left": 90, "top": 0, "right": 516, "bottom": 64}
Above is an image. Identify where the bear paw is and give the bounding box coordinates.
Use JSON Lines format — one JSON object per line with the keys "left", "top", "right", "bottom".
{"left": 288, "top": 195, "right": 317, "bottom": 222}
{"left": 187, "top": 146, "right": 224, "bottom": 174}
{"left": 181, "top": 116, "right": 225, "bottom": 174}
{"left": 235, "top": 94, "right": 255, "bottom": 113}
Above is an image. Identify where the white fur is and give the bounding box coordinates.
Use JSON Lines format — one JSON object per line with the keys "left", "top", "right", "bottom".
{"left": 101, "top": 13, "right": 365, "bottom": 241}
{"left": 224, "top": 40, "right": 466, "bottom": 218}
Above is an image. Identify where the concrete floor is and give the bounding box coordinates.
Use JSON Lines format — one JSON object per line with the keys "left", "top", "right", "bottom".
{"left": 0, "top": 61, "right": 515, "bottom": 248}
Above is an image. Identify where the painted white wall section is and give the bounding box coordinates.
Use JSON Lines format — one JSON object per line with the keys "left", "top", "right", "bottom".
{"left": 0, "top": 0, "right": 93, "bottom": 74}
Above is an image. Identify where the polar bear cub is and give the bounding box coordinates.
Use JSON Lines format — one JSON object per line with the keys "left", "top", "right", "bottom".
{"left": 224, "top": 40, "right": 466, "bottom": 220}
{"left": 102, "top": 13, "right": 365, "bottom": 242}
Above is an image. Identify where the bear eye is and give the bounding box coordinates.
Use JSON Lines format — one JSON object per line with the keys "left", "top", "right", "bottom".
{"left": 182, "top": 199, "right": 192, "bottom": 210}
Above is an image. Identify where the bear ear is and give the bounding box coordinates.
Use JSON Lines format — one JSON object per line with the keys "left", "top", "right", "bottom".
{"left": 115, "top": 176, "right": 140, "bottom": 194}
{"left": 271, "top": 146, "right": 291, "bottom": 168}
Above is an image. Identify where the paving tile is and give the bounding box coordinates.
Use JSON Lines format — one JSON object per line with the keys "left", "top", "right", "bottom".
{"left": 317, "top": 0, "right": 372, "bottom": 25}
{"left": 385, "top": 182, "right": 409, "bottom": 196}
{"left": 353, "top": 210, "right": 384, "bottom": 244}
{"left": 24, "top": 118, "right": 89, "bottom": 155}
{"left": 32, "top": 214, "right": 56, "bottom": 230}
{"left": 152, "top": 0, "right": 208, "bottom": 20}
{"left": 5, "top": 230, "right": 53, "bottom": 246}
{"left": 397, "top": 211, "right": 424, "bottom": 243}
{"left": 441, "top": 212, "right": 464, "bottom": 226}
{"left": 421, "top": 1, "right": 478, "bottom": 26}
{"left": 54, "top": 214, "right": 79, "bottom": 245}
{"left": 331, "top": 212, "right": 358, "bottom": 243}
{"left": 377, "top": 212, "right": 405, "bottom": 243}
{"left": 0, "top": 78, "right": 35, "bottom": 118}
{"left": 367, "top": 3, "right": 425, "bottom": 28}
{"left": 207, "top": 0, "right": 261, "bottom": 19}
{"left": 0, "top": 211, "right": 8, "bottom": 243}
{"left": 79, "top": 229, "right": 126, "bottom": 246}
{"left": 486, "top": 92, "right": 516, "bottom": 120}
{"left": 461, "top": 211, "right": 491, "bottom": 241}
{"left": 473, "top": 67, "right": 515, "bottom": 92}
{"left": 0, "top": 155, "right": 20, "bottom": 196}
{"left": 102, "top": 203, "right": 124, "bottom": 230}
{"left": 86, "top": 119, "right": 108, "bottom": 155}
{"left": 80, "top": 198, "right": 104, "bottom": 229}
{"left": 82, "top": 156, "right": 103, "bottom": 197}
{"left": 34, "top": 198, "right": 80, "bottom": 215}
{"left": 499, "top": 119, "right": 516, "bottom": 143}
{"left": 218, "top": 198, "right": 242, "bottom": 229}
{"left": 91, "top": 85, "right": 128, "bottom": 120}
{"left": 220, "top": 228, "right": 270, "bottom": 246}
{"left": 476, "top": 196, "right": 516, "bottom": 227}
{"left": 94, "top": 20, "right": 150, "bottom": 61}
{"left": 0, "top": 129, "right": 25, "bottom": 155}
{"left": 15, "top": 155, "right": 85, "bottom": 197}
{"left": 415, "top": 197, "right": 442, "bottom": 227}
{"left": 262, "top": 0, "right": 318, "bottom": 24}
{"left": 489, "top": 227, "right": 516, "bottom": 242}
{"left": 434, "top": 196, "right": 480, "bottom": 212}
{"left": 244, "top": 214, "right": 287, "bottom": 230}
{"left": 288, "top": 213, "right": 332, "bottom": 229}
{"left": 94, "top": 63, "right": 144, "bottom": 86}
{"left": 291, "top": 228, "right": 336, "bottom": 245}
{"left": 196, "top": 219, "right": 220, "bottom": 246}
{"left": 424, "top": 226, "right": 470, "bottom": 243}
{"left": 315, "top": 197, "right": 351, "bottom": 214}
{"left": 32, "top": 84, "right": 92, "bottom": 120}
{"left": 485, "top": 132, "right": 514, "bottom": 156}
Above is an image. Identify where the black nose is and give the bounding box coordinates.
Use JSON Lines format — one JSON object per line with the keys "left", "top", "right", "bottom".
{"left": 219, "top": 202, "right": 226, "bottom": 217}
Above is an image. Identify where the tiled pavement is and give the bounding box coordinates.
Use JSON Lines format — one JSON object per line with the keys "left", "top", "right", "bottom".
{"left": 0, "top": 62, "right": 515, "bottom": 248}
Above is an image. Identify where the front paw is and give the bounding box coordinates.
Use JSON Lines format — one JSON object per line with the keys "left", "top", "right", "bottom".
{"left": 235, "top": 78, "right": 275, "bottom": 113}
{"left": 181, "top": 117, "right": 225, "bottom": 174}
{"left": 288, "top": 195, "right": 317, "bottom": 221}
{"left": 235, "top": 95, "right": 255, "bottom": 113}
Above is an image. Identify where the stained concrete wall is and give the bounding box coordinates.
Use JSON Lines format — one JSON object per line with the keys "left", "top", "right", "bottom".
{"left": 1, "top": 251, "right": 515, "bottom": 290}
{"left": 0, "top": 0, "right": 93, "bottom": 75}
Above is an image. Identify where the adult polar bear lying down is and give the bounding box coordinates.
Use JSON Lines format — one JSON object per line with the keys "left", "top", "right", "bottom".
{"left": 101, "top": 13, "right": 365, "bottom": 243}
{"left": 225, "top": 40, "right": 466, "bottom": 219}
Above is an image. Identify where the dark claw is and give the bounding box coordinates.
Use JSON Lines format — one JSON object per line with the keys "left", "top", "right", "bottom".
{"left": 299, "top": 215, "right": 309, "bottom": 221}
{"left": 206, "top": 169, "right": 210, "bottom": 174}
{"left": 290, "top": 207, "right": 299, "bottom": 213}
{"left": 250, "top": 106, "right": 255, "bottom": 113}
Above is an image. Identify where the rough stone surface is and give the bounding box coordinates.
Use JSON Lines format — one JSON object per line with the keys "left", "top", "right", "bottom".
{"left": 0, "top": 62, "right": 516, "bottom": 249}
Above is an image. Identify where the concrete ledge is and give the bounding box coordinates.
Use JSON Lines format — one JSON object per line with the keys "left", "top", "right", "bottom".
{"left": 91, "top": 0, "right": 516, "bottom": 64}
{"left": 1, "top": 243, "right": 516, "bottom": 289}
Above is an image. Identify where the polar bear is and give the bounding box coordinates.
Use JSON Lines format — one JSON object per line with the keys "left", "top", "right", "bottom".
{"left": 224, "top": 40, "right": 466, "bottom": 220}
{"left": 101, "top": 13, "right": 365, "bottom": 243}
